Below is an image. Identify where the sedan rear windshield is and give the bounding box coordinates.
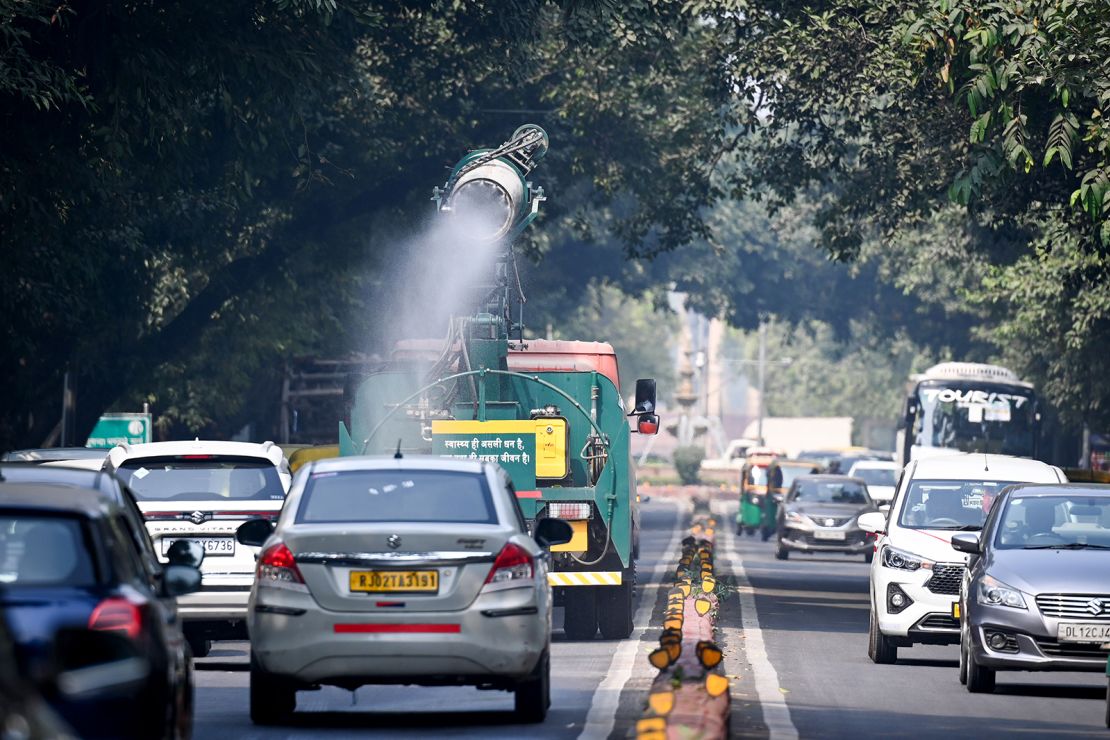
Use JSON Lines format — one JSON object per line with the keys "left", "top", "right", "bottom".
{"left": 0, "top": 514, "right": 99, "bottom": 586}
{"left": 117, "top": 456, "right": 285, "bottom": 502}
{"left": 853, "top": 468, "right": 896, "bottom": 487}
{"left": 898, "top": 479, "right": 1017, "bottom": 531}
{"left": 297, "top": 470, "right": 496, "bottom": 524}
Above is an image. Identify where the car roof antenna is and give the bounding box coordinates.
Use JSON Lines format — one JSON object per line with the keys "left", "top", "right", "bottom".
{"left": 394, "top": 439, "right": 404, "bottom": 460}
{"left": 983, "top": 454, "right": 989, "bottom": 473}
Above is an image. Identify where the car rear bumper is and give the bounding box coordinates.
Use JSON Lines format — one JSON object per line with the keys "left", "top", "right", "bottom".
{"left": 248, "top": 585, "right": 549, "bottom": 686}
{"left": 178, "top": 574, "right": 253, "bottom": 622}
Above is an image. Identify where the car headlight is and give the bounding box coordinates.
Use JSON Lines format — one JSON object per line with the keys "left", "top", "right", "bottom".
{"left": 880, "top": 545, "right": 933, "bottom": 572}
{"left": 784, "top": 511, "right": 807, "bottom": 524}
{"left": 977, "top": 575, "right": 1027, "bottom": 609}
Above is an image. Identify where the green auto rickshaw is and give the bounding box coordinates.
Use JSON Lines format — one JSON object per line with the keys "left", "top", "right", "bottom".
{"left": 762, "top": 459, "right": 823, "bottom": 540}
{"left": 738, "top": 454, "right": 777, "bottom": 536}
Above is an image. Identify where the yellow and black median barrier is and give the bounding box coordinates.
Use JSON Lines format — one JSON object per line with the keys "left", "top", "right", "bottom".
{"left": 637, "top": 512, "right": 730, "bottom": 739}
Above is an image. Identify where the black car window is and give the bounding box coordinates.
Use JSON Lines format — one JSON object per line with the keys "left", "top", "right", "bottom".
{"left": 791, "top": 480, "right": 870, "bottom": 505}
{"left": 113, "top": 484, "right": 162, "bottom": 577}
{"left": 297, "top": 470, "right": 497, "bottom": 524}
{"left": 0, "top": 514, "right": 99, "bottom": 586}
{"left": 116, "top": 456, "right": 285, "bottom": 502}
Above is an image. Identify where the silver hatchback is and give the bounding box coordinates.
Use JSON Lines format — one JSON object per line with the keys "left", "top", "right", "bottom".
{"left": 237, "top": 456, "right": 571, "bottom": 725}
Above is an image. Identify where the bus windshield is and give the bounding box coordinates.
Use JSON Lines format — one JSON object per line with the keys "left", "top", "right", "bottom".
{"left": 911, "top": 381, "right": 1035, "bottom": 458}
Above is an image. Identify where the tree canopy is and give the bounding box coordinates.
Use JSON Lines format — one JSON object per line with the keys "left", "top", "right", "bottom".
{"left": 2, "top": 0, "right": 1109, "bottom": 449}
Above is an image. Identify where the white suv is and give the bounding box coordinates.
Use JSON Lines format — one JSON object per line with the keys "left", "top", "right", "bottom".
{"left": 105, "top": 440, "right": 290, "bottom": 656}
{"left": 860, "top": 454, "right": 1065, "bottom": 664}
{"left": 846, "top": 460, "right": 899, "bottom": 505}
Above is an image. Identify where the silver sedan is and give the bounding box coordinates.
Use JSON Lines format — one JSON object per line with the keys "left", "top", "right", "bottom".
{"left": 236, "top": 456, "right": 571, "bottom": 725}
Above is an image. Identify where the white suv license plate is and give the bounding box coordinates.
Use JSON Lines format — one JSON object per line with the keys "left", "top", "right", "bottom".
{"left": 813, "top": 530, "right": 846, "bottom": 541}
{"left": 161, "top": 537, "right": 235, "bottom": 557}
{"left": 1057, "top": 623, "right": 1110, "bottom": 643}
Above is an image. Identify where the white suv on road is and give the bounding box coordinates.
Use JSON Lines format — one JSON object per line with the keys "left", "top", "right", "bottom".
{"left": 860, "top": 454, "right": 1065, "bottom": 664}
{"left": 105, "top": 440, "right": 291, "bottom": 656}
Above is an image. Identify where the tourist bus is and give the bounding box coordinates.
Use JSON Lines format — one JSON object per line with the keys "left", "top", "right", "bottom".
{"left": 899, "top": 362, "right": 1039, "bottom": 466}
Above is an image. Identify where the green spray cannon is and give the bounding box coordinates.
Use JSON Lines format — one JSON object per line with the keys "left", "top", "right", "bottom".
{"left": 338, "top": 125, "right": 660, "bottom": 640}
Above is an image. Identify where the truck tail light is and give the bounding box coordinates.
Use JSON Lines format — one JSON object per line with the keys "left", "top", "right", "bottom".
{"left": 483, "top": 543, "right": 534, "bottom": 587}
{"left": 89, "top": 598, "right": 143, "bottom": 639}
{"left": 547, "top": 503, "right": 591, "bottom": 520}
{"left": 257, "top": 543, "right": 305, "bottom": 589}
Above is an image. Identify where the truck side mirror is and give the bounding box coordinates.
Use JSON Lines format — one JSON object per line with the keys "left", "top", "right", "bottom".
{"left": 637, "top": 413, "right": 660, "bottom": 435}
{"left": 631, "top": 379, "right": 657, "bottom": 415}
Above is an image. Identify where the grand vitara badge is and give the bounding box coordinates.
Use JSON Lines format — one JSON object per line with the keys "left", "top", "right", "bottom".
{"left": 387, "top": 534, "right": 402, "bottom": 550}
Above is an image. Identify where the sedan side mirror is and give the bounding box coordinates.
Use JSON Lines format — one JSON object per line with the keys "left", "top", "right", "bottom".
{"left": 533, "top": 518, "right": 573, "bottom": 548}
{"left": 165, "top": 539, "right": 205, "bottom": 568}
{"left": 950, "top": 532, "right": 981, "bottom": 555}
{"left": 857, "top": 511, "right": 886, "bottom": 535}
{"left": 631, "top": 378, "right": 657, "bottom": 415}
{"left": 236, "top": 518, "right": 275, "bottom": 547}
{"left": 160, "top": 564, "right": 202, "bottom": 598}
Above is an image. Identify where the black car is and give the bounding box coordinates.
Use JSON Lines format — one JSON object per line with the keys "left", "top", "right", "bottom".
{"left": 0, "top": 464, "right": 203, "bottom": 739}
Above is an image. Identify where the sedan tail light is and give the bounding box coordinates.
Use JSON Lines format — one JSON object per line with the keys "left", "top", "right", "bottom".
{"left": 89, "top": 597, "right": 142, "bottom": 638}
{"left": 482, "top": 543, "right": 534, "bottom": 589}
{"left": 257, "top": 543, "right": 306, "bottom": 590}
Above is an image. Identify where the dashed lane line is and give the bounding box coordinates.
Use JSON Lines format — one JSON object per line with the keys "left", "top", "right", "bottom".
{"left": 577, "top": 498, "right": 689, "bottom": 740}
{"left": 714, "top": 500, "right": 800, "bottom": 740}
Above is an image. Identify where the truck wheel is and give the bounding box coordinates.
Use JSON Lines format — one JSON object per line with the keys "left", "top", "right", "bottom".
{"left": 562, "top": 588, "right": 598, "bottom": 640}
{"left": 867, "top": 608, "right": 897, "bottom": 664}
{"left": 598, "top": 566, "right": 635, "bottom": 640}
{"left": 965, "top": 646, "right": 996, "bottom": 693}
{"left": 514, "top": 651, "right": 550, "bottom": 723}
{"left": 249, "top": 655, "right": 295, "bottom": 725}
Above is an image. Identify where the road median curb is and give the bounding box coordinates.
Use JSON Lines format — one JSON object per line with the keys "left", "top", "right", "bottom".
{"left": 636, "top": 509, "right": 729, "bottom": 739}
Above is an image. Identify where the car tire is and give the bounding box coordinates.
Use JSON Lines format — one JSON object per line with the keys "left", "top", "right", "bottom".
{"left": 965, "top": 645, "right": 996, "bottom": 693}
{"left": 250, "top": 655, "right": 296, "bottom": 725}
{"left": 867, "top": 608, "right": 897, "bottom": 664}
{"left": 774, "top": 540, "right": 789, "bottom": 560}
{"left": 958, "top": 640, "right": 968, "bottom": 686}
{"left": 514, "top": 651, "right": 550, "bottom": 723}
{"left": 187, "top": 634, "right": 212, "bottom": 659}
{"left": 598, "top": 565, "right": 635, "bottom": 640}
{"left": 563, "top": 587, "right": 598, "bottom": 640}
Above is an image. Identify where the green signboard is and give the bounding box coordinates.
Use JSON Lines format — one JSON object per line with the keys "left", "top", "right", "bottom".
{"left": 431, "top": 420, "right": 537, "bottom": 488}
{"left": 86, "top": 413, "right": 152, "bottom": 448}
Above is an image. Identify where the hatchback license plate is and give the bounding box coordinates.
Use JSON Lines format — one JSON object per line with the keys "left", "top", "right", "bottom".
{"left": 813, "top": 530, "right": 845, "bottom": 541}
{"left": 350, "top": 570, "right": 439, "bottom": 594}
{"left": 161, "top": 537, "right": 235, "bottom": 556}
{"left": 1057, "top": 623, "right": 1110, "bottom": 643}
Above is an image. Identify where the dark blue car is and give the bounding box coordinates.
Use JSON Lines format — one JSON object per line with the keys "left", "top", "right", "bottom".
{"left": 0, "top": 464, "right": 202, "bottom": 738}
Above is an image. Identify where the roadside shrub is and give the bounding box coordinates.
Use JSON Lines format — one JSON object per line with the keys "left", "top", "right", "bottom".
{"left": 673, "top": 445, "right": 705, "bottom": 486}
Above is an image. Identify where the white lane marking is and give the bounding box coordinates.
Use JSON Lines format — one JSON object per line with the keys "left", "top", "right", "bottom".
{"left": 714, "top": 500, "right": 800, "bottom": 740}
{"left": 577, "top": 499, "right": 689, "bottom": 740}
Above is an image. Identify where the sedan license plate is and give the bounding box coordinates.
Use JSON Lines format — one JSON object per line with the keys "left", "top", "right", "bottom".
{"left": 161, "top": 537, "right": 235, "bottom": 556}
{"left": 1057, "top": 623, "right": 1110, "bottom": 643}
{"left": 350, "top": 570, "right": 439, "bottom": 594}
{"left": 813, "top": 529, "right": 845, "bottom": 541}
